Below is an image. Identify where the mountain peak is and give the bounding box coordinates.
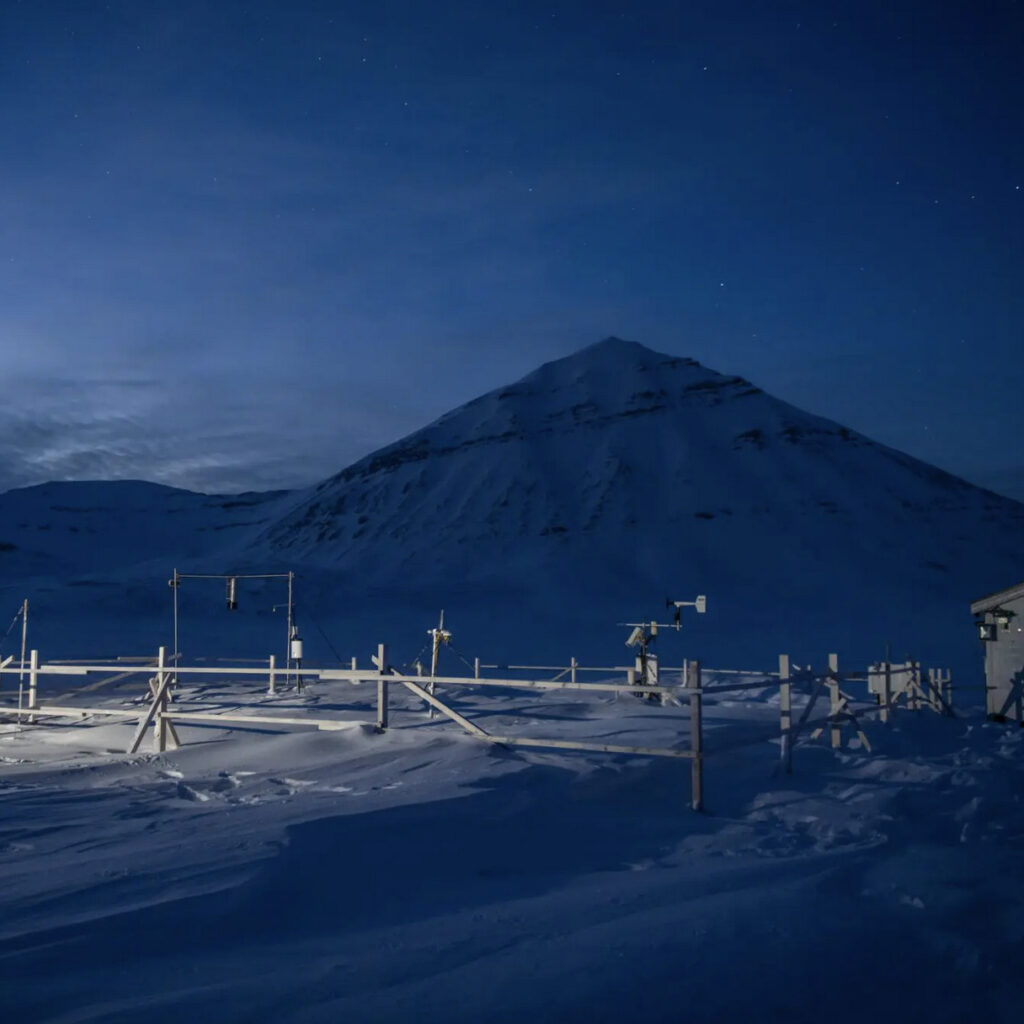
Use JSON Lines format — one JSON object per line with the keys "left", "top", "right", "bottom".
{"left": 546, "top": 335, "right": 687, "bottom": 369}
{"left": 588, "top": 335, "right": 651, "bottom": 354}
{"left": 518, "top": 337, "right": 708, "bottom": 394}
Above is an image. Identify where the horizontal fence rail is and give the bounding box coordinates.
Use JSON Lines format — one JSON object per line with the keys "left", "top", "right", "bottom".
{"left": 0, "top": 644, "right": 957, "bottom": 813}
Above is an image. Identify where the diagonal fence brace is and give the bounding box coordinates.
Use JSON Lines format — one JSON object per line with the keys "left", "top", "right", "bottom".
{"left": 399, "top": 678, "right": 492, "bottom": 739}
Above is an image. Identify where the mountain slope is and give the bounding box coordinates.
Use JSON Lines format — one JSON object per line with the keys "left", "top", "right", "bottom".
{"left": 257, "top": 338, "right": 1021, "bottom": 586}
{"left": 2, "top": 339, "right": 1021, "bottom": 673}
{"left": 244, "top": 338, "right": 1023, "bottom": 672}
{"left": 0, "top": 480, "right": 295, "bottom": 581}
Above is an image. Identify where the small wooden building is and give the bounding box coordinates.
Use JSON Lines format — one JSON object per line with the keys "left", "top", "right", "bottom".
{"left": 971, "top": 580, "right": 1024, "bottom": 722}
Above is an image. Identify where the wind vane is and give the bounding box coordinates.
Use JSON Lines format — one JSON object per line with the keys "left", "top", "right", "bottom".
{"left": 619, "top": 594, "right": 707, "bottom": 689}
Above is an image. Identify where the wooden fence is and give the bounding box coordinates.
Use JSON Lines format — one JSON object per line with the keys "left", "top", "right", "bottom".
{"left": 0, "top": 645, "right": 954, "bottom": 813}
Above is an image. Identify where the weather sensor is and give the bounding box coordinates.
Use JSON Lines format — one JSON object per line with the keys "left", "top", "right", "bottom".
{"left": 665, "top": 595, "right": 707, "bottom": 627}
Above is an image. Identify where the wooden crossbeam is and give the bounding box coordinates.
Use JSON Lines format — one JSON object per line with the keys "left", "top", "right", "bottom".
{"left": 1, "top": 704, "right": 139, "bottom": 719}
{"left": 166, "top": 711, "right": 358, "bottom": 731}
{"left": 399, "top": 679, "right": 491, "bottom": 739}
{"left": 487, "top": 734, "right": 693, "bottom": 759}
{"left": 790, "top": 674, "right": 827, "bottom": 745}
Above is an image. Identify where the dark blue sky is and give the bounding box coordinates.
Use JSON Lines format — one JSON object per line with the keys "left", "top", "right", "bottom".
{"left": 1, "top": 0, "right": 1021, "bottom": 496}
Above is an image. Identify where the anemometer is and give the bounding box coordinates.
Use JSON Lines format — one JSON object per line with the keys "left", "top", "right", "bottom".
{"left": 620, "top": 594, "right": 707, "bottom": 689}
{"left": 621, "top": 594, "right": 707, "bottom": 648}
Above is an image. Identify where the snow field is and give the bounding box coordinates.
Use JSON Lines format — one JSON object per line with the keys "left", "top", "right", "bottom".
{"left": 1, "top": 667, "right": 1022, "bottom": 1022}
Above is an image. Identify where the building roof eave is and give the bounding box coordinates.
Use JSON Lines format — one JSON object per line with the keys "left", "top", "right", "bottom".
{"left": 971, "top": 580, "right": 1024, "bottom": 616}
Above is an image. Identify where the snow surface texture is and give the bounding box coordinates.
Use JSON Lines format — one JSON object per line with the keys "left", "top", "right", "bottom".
{"left": 1, "top": 337, "right": 1020, "bottom": 676}
{"left": 1, "top": 669, "right": 1023, "bottom": 1023}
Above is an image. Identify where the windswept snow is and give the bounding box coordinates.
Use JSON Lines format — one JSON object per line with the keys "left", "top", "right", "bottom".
{"left": 1, "top": 670, "right": 1022, "bottom": 1023}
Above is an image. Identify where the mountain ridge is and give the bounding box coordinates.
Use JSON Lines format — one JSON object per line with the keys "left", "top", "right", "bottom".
{"left": 255, "top": 337, "right": 1017, "bottom": 569}
{"left": 1, "top": 338, "right": 1021, "bottom": 674}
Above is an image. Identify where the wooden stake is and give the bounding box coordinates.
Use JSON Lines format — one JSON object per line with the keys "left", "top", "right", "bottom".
{"left": 881, "top": 660, "right": 892, "bottom": 723}
{"left": 129, "top": 647, "right": 172, "bottom": 754}
{"left": 375, "top": 643, "right": 389, "bottom": 732}
{"left": 779, "top": 653, "right": 792, "bottom": 774}
{"left": 27, "top": 649, "right": 38, "bottom": 725}
{"left": 828, "top": 653, "right": 841, "bottom": 750}
{"left": 687, "top": 660, "right": 704, "bottom": 811}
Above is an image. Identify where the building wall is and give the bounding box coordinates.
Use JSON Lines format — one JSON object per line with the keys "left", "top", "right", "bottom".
{"left": 984, "top": 593, "right": 1024, "bottom": 720}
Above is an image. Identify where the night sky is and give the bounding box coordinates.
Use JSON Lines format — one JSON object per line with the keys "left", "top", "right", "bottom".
{"left": 1, "top": 1, "right": 1022, "bottom": 497}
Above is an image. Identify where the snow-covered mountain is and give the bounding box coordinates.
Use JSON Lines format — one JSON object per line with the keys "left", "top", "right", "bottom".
{"left": 2, "top": 338, "right": 1021, "bottom": 674}
{"left": 245, "top": 338, "right": 1024, "bottom": 672}
{"left": 0, "top": 481, "right": 299, "bottom": 660}
{"left": 971, "top": 465, "right": 1024, "bottom": 504}
{"left": 0, "top": 480, "right": 294, "bottom": 580}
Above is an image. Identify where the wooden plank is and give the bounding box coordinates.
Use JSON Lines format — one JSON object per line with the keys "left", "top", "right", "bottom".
{"left": 487, "top": 734, "right": 692, "bottom": 759}
{"left": 0, "top": 664, "right": 89, "bottom": 677}
{"left": 1, "top": 704, "right": 140, "bottom": 719}
{"left": 881, "top": 661, "right": 892, "bottom": 723}
{"left": 700, "top": 668, "right": 782, "bottom": 677}
{"left": 77, "top": 665, "right": 156, "bottom": 695}
{"left": 399, "top": 679, "right": 492, "bottom": 739}
{"left": 925, "top": 668, "right": 956, "bottom": 717}
{"left": 0, "top": 660, "right": 703, "bottom": 697}
{"left": 688, "top": 660, "right": 704, "bottom": 811}
{"left": 702, "top": 679, "right": 778, "bottom": 694}
{"left": 28, "top": 650, "right": 38, "bottom": 719}
{"left": 477, "top": 664, "right": 635, "bottom": 673}
{"left": 389, "top": 672, "right": 689, "bottom": 696}
{"left": 375, "top": 643, "right": 389, "bottom": 732}
{"left": 127, "top": 649, "right": 170, "bottom": 754}
{"left": 166, "top": 711, "right": 357, "bottom": 731}
{"left": 828, "top": 653, "right": 841, "bottom": 749}
{"left": 779, "top": 654, "right": 792, "bottom": 774}
{"left": 0, "top": 663, "right": 297, "bottom": 678}
{"left": 790, "top": 672, "right": 827, "bottom": 750}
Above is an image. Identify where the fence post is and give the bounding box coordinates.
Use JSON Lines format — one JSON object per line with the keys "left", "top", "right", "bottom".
{"left": 154, "top": 646, "right": 169, "bottom": 752}
{"left": 881, "top": 660, "right": 892, "bottom": 723}
{"left": 927, "top": 668, "right": 939, "bottom": 713}
{"left": 779, "top": 654, "right": 792, "bottom": 774}
{"left": 687, "top": 660, "right": 704, "bottom": 812}
{"left": 910, "top": 661, "right": 921, "bottom": 712}
{"left": 375, "top": 643, "right": 389, "bottom": 732}
{"left": 474, "top": 656, "right": 480, "bottom": 680}
{"left": 268, "top": 654, "right": 277, "bottom": 696}
{"left": 828, "top": 653, "right": 841, "bottom": 750}
{"left": 570, "top": 657, "right": 578, "bottom": 684}
{"left": 28, "top": 649, "right": 38, "bottom": 724}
